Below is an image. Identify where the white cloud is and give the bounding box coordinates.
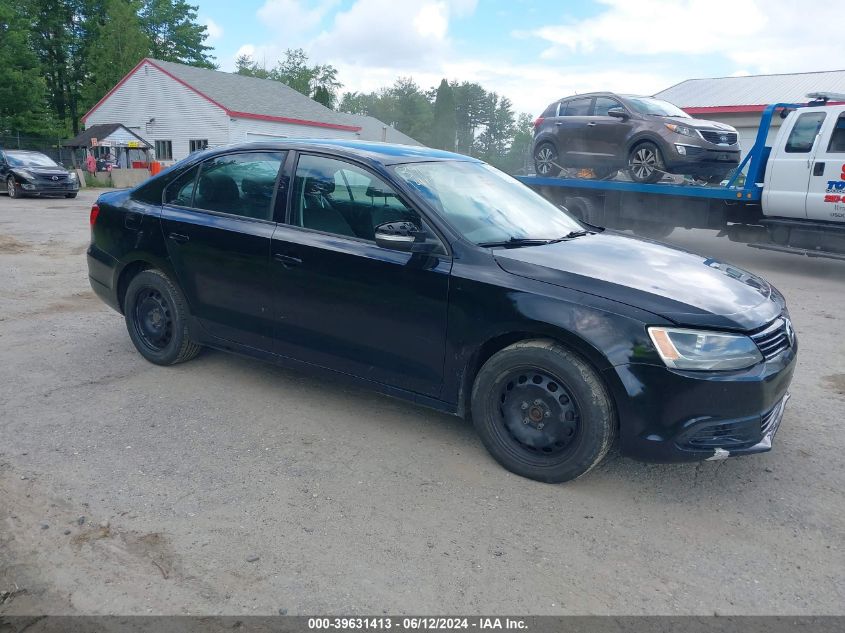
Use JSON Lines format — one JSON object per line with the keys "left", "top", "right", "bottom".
{"left": 257, "top": 0, "right": 340, "bottom": 41}
{"left": 202, "top": 16, "right": 223, "bottom": 42}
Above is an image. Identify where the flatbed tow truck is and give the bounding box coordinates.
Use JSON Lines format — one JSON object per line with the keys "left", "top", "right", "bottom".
{"left": 516, "top": 93, "right": 845, "bottom": 261}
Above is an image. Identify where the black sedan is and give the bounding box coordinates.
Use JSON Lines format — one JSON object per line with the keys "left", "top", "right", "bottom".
{"left": 86, "top": 141, "right": 796, "bottom": 482}
{"left": 1, "top": 149, "right": 79, "bottom": 198}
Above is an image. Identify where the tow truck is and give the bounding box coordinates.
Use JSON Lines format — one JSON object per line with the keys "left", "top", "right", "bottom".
{"left": 516, "top": 93, "right": 845, "bottom": 261}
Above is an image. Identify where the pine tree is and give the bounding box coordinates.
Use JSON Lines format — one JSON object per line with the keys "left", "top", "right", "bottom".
{"left": 431, "top": 79, "right": 456, "bottom": 151}
{"left": 140, "top": 0, "right": 214, "bottom": 68}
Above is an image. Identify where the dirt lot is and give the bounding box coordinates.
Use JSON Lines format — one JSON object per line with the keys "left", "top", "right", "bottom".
{"left": 1, "top": 189, "right": 843, "bottom": 616}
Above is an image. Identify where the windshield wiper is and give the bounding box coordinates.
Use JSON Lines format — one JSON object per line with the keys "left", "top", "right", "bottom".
{"left": 478, "top": 237, "right": 557, "bottom": 248}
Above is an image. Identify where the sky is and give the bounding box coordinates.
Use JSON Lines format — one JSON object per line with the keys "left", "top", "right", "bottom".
{"left": 194, "top": 0, "right": 845, "bottom": 116}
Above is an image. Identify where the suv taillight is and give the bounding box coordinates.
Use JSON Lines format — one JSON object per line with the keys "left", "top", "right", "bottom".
{"left": 534, "top": 117, "right": 544, "bottom": 130}
{"left": 89, "top": 204, "right": 100, "bottom": 226}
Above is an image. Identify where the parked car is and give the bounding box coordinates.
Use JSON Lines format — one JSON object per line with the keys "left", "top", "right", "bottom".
{"left": 532, "top": 92, "right": 741, "bottom": 183}
{"left": 87, "top": 140, "right": 795, "bottom": 482}
{"left": 0, "top": 149, "right": 79, "bottom": 198}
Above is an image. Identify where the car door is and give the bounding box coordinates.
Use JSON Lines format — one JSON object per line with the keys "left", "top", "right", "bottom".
{"left": 555, "top": 97, "right": 594, "bottom": 166}
{"left": 270, "top": 152, "right": 451, "bottom": 398}
{"left": 160, "top": 150, "right": 287, "bottom": 350}
{"left": 587, "top": 96, "right": 633, "bottom": 163}
{"left": 806, "top": 109, "right": 845, "bottom": 222}
{"left": 763, "top": 110, "right": 827, "bottom": 219}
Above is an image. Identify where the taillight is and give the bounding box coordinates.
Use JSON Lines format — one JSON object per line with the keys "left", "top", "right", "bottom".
{"left": 89, "top": 204, "right": 100, "bottom": 226}
{"left": 534, "top": 117, "right": 545, "bottom": 130}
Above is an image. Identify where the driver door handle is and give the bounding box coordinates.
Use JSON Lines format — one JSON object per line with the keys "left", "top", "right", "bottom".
{"left": 168, "top": 232, "right": 189, "bottom": 243}
{"left": 274, "top": 253, "right": 302, "bottom": 268}
{"left": 587, "top": 121, "right": 597, "bottom": 126}
{"left": 813, "top": 161, "right": 825, "bottom": 176}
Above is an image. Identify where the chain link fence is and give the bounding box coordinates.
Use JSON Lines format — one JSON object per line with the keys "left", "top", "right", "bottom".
{"left": 0, "top": 131, "right": 82, "bottom": 167}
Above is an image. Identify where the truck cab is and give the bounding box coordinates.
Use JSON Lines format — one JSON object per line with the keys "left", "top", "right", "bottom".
{"left": 763, "top": 101, "right": 845, "bottom": 224}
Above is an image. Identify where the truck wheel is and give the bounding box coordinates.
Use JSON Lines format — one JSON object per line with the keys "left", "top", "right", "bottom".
{"left": 628, "top": 142, "right": 664, "bottom": 184}
{"left": 631, "top": 221, "right": 674, "bottom": 240}
{"left": 471, "top": 339, "right": 617, "bottom": 483}
{"left": 564, "top": 196, "right": 598, "bottom": 224}
{"left": 7, "top": 177, "right": 21, "bottom": 198}
{"left": 533, "top": 143, "right": 559, "bottom": 177}
{"left": 124, "top": 269, "right": 201, "bottom": 366}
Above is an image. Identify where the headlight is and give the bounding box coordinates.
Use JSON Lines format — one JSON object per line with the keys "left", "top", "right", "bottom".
{"left": 665, "top": 123, "right": 694, "bottom": 137}
{"left": 648, "top": 327, "right": 763, "bottom": 371}
{"left": 68, "top": 171, "right": 78, "bottom": 181}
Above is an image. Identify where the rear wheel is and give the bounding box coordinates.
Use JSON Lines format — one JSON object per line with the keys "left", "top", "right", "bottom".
{"left": 533, "top": 143, "right": 559, "bottom": 177}
{"left": 124, "top": 269, "right": 201, "bottom": 366}
{"left": 627, "top": 142, "right": 664, "bottom": 183}
{"left": 471, "top": 340, "right": 616, "bottom": 483}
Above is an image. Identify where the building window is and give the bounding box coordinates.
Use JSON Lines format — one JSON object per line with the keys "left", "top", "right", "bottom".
{"left": 155, "top": 140, "right": 173, "bottom": 161}
{"left": 189, "top": 139, "right": 208, "bottom": 153}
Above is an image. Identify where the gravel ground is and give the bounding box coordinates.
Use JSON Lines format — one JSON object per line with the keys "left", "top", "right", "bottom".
{"left": 0, "top": 190, "right": 843, "bottom": 615}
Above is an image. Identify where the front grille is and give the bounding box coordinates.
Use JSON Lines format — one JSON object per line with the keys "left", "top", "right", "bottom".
{"left": 36, "top": 174, "right": 69, "bottom": 182}
{"left": 750, "top": 318, "right": 792, "bottom": 360}
{"left": 699, "top": 130, "right": 738, "bottom": 145}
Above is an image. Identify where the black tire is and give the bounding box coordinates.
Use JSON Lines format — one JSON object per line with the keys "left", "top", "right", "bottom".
{"left": 563, "top": 196, "right": 598, "bottom": 223}
{"left": 533, "top": 142, "right": 559, "bottom": 177}
{"left": 124, "top": 269, "right": 201, "bottom": 365}
{"left": 591, "top": 166, "right": 618, "bottom": 180}
{"left": 631, "top": 221, "right": 674, "bottom": 240}
{"left": 65, "top": 192, "right": 78, "bottom": 198}
{"left": 471, "top": 339, "right": 616, "bottom": 483}
{"left": 7, "top": 177, "right": 21, "bottom": 199}
{"left": 627, "top": 142, "right": 664, "bottom": 183}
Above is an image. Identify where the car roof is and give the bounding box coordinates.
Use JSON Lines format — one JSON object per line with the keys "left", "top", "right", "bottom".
{"left": 198, "top": 139, "right": 478, "bottom": 167}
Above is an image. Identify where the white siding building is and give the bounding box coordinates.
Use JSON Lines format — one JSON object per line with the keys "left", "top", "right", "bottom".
{"left": 83, "top": 58, "right": 419, "bottom": 165}
{"left": 655, "top": 70, "right": 845, "bottom": 157}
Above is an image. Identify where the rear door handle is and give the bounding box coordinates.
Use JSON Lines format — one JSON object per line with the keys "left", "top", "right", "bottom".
{"left": 587, "top": 121, "right": 597, "bottom": 127}
{"left": 168, "top": 232, "right": 190, "bottom": 244}
{"left": 813, "top": 161, "right": 825, "bottom": 176}
{"left": 273, "top": 253, "right": 302, "bottom": 267}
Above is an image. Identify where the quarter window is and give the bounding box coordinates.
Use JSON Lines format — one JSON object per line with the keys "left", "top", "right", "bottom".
{"left": 193, "top": 152, "right": 286, "bottom": 220}
{"left": 562, "top": 98, "right": 592, "bottom": 117}
{"left": 784, "top": 113, "right": 826, "bottom": 153}
{"left": 291, "top": 154, "right": 419, "bottom": 240}
{"left": 155, "top": 140, "right": 173, "bottom": 161}
{"left": 164, "top": 165, "right": 199, "bottom": 206}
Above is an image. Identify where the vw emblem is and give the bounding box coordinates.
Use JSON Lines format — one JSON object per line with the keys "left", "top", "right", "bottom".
{"left": 51, "top": 175, "right": 58, "bottom": 181}
{"left": 784, "top": 318, "right": 795, "bottom": 347}
{"left": 719, "top": 134, "right": 728, "bottom": 143}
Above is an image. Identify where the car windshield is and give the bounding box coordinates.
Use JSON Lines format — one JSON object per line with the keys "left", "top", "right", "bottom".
{"left": 626, "top": 97, "right": 690, "bottom": 118}
{"left": 6, "top": 152, "right": 61, "bottom": 168}
{"left": 392, "top": 160, "right": 583, "bottom": 245}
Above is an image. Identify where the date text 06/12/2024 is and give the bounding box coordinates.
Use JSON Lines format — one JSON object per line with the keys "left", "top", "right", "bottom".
{"left": 307, "top": 617, "right": 528, "bottom": 630}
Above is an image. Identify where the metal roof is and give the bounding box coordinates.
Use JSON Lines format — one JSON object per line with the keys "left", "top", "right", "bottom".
{"left": 655, "top": 70, "right": 845, "bottom": 112}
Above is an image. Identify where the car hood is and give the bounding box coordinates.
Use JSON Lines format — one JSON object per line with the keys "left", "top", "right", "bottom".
{"left": 663, "top": 116, "right": 737, "bottom": 132}
{"left": 493, "top": 232, "right": 782, "bottom": 331}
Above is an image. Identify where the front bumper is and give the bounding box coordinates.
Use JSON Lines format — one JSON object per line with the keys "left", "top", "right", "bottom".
{"left": 19, "top": 180, "right": 80, "bottom": 195}
{"left": 664, "top": 143, "right": 740, "bottom": 175}
{"left": 605, "top": 341, "right": 797, "bottom": 462}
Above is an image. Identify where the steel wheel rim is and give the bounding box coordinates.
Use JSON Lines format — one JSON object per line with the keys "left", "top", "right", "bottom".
{"left": 497, "top": 368, "right": 581, "bottom": 456}
{"left": 133, "top": 288, "right": 174, "bottom": 352}
{"left": 7, "top": 179, "right": 15, "bottom": 197}
{"left": 535, "top": 146, "right": 556, "bottom": 175}
{"left": 631, "top": 148, "right": 657, "bottom": 179}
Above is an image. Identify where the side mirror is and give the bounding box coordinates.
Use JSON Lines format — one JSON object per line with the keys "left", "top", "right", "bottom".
{"left": 374, "top": 221, "right": 423, "bottom": 252}
{"left": 607, "top": 107, "right": 629, "bottom": 120}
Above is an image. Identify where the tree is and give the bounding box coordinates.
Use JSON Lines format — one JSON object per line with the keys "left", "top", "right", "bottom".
{"left": 477, "top": 93, "right": 516, "bottom": 165}
{"left": 0, "top": 0, "right": 54, "bottom": 134}
{"left": 431, "top": 79, "right": 456, "bottom": 151}
{"left": 452, "top": 81, "right": 488, "bottom": 155}
{"left": 140, "top": 0, "right": 214, "bottom": 68}
{"left": 502, "top": 112, "right": 534, "bottom": 174}
{"left": 235, "top": 54, "right": 271, "bottom": 79}
{"left": 338, "top": 91, "right": 376, "bottom": 115}
{"left": 271, "top": 48, "right": 342, "bottom": 107}
{"left": 84, "top": 0, "right": 149, "bottom": 107}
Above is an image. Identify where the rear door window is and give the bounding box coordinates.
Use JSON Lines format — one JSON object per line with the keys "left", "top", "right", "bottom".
{"left": 193, "top": 152, "right": 285, "bottom": 220}
{"left": 785, "top": 112, "right": 826, "bottom": 153}
{"left": 562, "top": 98, "right": 593, "bottom": 116}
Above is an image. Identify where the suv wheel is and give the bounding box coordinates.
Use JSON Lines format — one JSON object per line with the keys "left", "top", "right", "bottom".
{"left": 471, "top": 339, "right": 616, "bottom": 483}
{"left": 628, "top": 142, "right": 664, "bottom": 183}
{"left": 124, "top": 269, "right": 201, "bottom": 365}
{"left": 533, "top": 143, "right": 559, "bottom": 177}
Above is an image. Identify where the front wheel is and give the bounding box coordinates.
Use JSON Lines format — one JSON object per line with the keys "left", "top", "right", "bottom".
{"left": 471, "top": 340, "right": 616, "bottom": 483}
{"left": 124, "top": 269, "right": 201, "bottom": 365}
{"left": 65, "top": 192, "right": 78, "bottom": 199}
{"left": 7, "top": 177, "right": 21, "bottom": 198}
{"left": 628, "top": 142, "right": 664, "bottom": 183}
{"left": 533, "top": 142, "right": 559, "bottom": 177}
